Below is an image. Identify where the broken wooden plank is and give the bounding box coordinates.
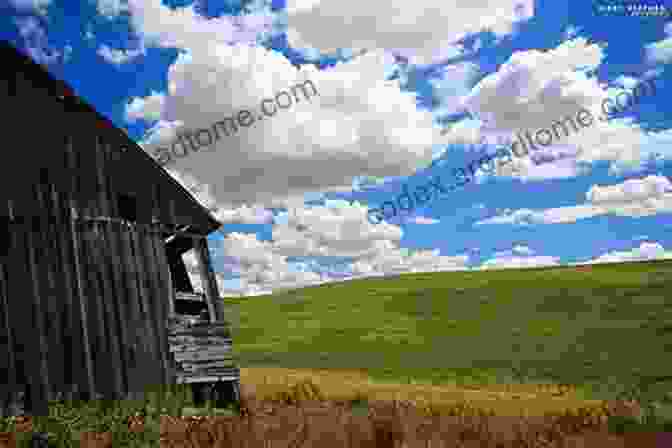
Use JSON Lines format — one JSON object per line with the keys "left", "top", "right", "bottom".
{"left": 173, "top": 352, "right": 234, "bottom": 363}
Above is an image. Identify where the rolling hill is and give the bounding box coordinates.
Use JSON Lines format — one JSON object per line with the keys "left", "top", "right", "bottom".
{"left": 222, "top": 259, "right": 672, "bottom": 402}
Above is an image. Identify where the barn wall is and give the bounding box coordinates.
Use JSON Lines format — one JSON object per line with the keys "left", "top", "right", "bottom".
{"left": 0, "top": 44, "right": 226, "bottom": 415}
{"left": 0, "top": 53, "right": 218, "bottom": 236}
{"left": 0, "top": 134, "right": 177, "bottom": 415}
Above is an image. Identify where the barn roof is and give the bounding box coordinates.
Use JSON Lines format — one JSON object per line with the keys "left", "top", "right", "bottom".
{"left": 0, "top": 40, "right": 221, "bottom": 238}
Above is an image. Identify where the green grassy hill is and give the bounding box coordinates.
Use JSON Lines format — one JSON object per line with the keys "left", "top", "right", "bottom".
{"left": 222, "top": 259, "right": 672, "bottom": 401}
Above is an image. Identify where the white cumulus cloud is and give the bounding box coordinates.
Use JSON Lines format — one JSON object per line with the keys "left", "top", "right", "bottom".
{"left": 478, "top": 244, "right": 559, "bottom": 270}
{"left": 443, "top": 37, "right": 669, "bottom": 180}
{"left": 476, "top": 175, "right": 672, "bottom": 226}
{"left": 285, "top": 0, "right": 534, "bottom": 65}
{"left": 127, "top": 35, "right": 438, "bottom": 207}
{"left": 578, "top": 242, "right": 672, "bottom": 265}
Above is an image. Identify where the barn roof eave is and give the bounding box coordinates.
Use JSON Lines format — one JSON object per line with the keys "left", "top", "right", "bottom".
{"left": 1, "top": 41, "right": 222, "bottom": 236}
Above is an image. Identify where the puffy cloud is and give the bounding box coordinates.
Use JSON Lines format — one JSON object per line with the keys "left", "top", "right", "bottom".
{"left": 184, "top": 231, "right": 321, "bottom": 296}
{"left": 587, "top": 174, "right": 672, "bottom": 204}
{"left": 128, "top": 38, "right": 438, "bottom": 206}
{"left": 475, "top": 208, "right": 533, "bottom": 226}
{"left": 211, "top": 231, "right": 327, "bottom": 295}
{"left": 475, "top": 205, "right": 601, "bottom": 226}
{"left": 285, "top": 0, "right": 534, "bottom": 65}
{"left": 271, "top": 200, "right": 403, "bottom": 258}
{"left": 270, "top": 201, "right": 470, "bottom": 280}
{"left": 645, "top": 23, "right": 672, "bottom": 65}
{"left": 215, "top": 204, "right": 274, "bottom": 225}
{"left": 346, "top": 246, "right": 470, "bottom": 276}
{"left": 162, "top": 167, "right": 271, "bottom": 224}
{"left": 461, "top": 37, "right": 606, "bottom": 130}
{"left": 123, "top": 0, "right": 477, "bottom": 211}
{"left": 97, "top": 44, "right": 145, "bottom": 66}
{"left": 478, "top": 245, "right": 559, "bottom": 270}
{"left": 467, "top": 141, "right": 588, "bottom": 183}
{"left": 127, "top": 0, "right": 274, "bottom": 48}
{"left": 578, "top": 242, "right": 672, "bottom": 265}
{"left": 162, "top": 168, "right": 280, "bottom": 229}
{"left": 179, "top": 198, "right": 470, "bottom": 295}
{"left": 476, "top": 175, "right": 672, "bottom": 226}
{"left": 443, "top": 37, "right": 667, "bottom": 180}
{"left": 479, "top": 255, "right": 560, "bottom": 270}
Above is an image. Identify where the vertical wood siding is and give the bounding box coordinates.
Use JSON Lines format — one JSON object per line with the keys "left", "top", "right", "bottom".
{"left": 0, "top": 146, "right": 186, "bottom": 415}
{"left": 0, "top": 209, "right": 179, "bottom": 412}
{"left": 0, "top": 45, "right": 232, "bottom": 416}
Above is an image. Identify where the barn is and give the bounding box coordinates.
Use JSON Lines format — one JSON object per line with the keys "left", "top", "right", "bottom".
{"left": 0, "top": 41, "right": 238, "bottom": 416}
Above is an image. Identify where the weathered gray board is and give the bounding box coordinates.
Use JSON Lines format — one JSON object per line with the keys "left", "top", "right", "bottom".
{"left": 167, "top": 314, "right": 239, "bottom": 384}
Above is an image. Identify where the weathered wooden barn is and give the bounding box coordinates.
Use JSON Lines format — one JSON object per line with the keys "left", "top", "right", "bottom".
{"left": 0, "top": 41, "right": 238, "bottom": 416}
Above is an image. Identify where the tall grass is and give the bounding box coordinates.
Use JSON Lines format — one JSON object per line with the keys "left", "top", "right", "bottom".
{"left": 0, "top": 383, "right": 234, "bottom": 447}
{"left": 1, "top": 371, "right": 670, "bottom": 447}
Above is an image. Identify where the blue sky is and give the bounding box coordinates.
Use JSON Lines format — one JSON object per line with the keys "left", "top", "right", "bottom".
{"left": 3, "top": 0, "right": 672, "bottom": 296}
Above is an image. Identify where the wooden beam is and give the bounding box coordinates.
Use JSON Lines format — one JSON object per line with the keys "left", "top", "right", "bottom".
{"left": 130, "top": 223, "right": 162, "bottom": 392}
{"left": 23, "top": 191, "right": 51, "bottom": 415}
{"left": 153, "top": 183, "right": 176, "bottom": 319}
{"left": 65, "top": 135, "right": 96, "bottom": 401}
{"left": 50, "top": 187, "right": 83, "bottom": 404}
{"left": 145, "top": 229, "right": 172, "bottom": 388}
{"left": 193, "top": 237, "right": 224, "bottom": 323}
{"left": 117, "top": 221, "right": 146, "bottom": 400}
{"left": 93, "top": 136, "right": 125, "bottom": 401}
{"left": 5, "top": 214, "right": 216, "bottom": 240}
{"left": 98, "top": 154, "right": 132, "bottom": 400}
{"left": 151, "top": 183, "right": 175, "bottom": 388}
{"left": 34, "top": 174, "right": 66, "bottom": 400}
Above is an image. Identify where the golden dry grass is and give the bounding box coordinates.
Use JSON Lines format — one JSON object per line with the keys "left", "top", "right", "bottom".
{"left": 154, "top": 366, "right": 662, "bottom": 447}
{"left": 156, "top": 387, "right": 658, "bottom": 448}
{"left": 239, "top": 367, "right": 609, "bottom": 417}
{"left": 2, "top": 371, "right": 665, "bottom": 448}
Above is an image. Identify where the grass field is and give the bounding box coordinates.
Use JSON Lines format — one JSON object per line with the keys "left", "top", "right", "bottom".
{"left": 3, "top": 260, "right": 672, "bottom": 445}
{"left": 223, "top": 259, "right": 672, "bottom": 410}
